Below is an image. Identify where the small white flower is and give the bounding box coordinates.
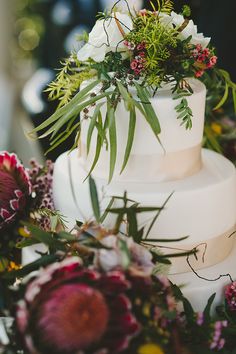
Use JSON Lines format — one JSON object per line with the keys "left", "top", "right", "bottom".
{"left": 77, "top": 12, "right": 133, "bottom": 62}
{"left": 160, "top": 11, "right": 211, "bottom": 48}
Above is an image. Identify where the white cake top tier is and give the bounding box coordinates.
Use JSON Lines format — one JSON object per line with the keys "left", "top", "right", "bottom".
{"left": 80, "top": 78, "right": 206, "bottom": 182}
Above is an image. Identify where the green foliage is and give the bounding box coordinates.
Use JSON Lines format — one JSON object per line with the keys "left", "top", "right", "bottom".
{"left": 46, "top": 53, "right": 97, "bottom": 108}
{"left": 150, "top": 0, "right": 174, "bottom": 14}
{"left": 126, "top": 15, "right": 178, "bottom": 87}
{"left": 174, "top": 96, "right": 193, "bottom": 130}
{"left": 182, "top": 5, "right": 191, "bottom": 17}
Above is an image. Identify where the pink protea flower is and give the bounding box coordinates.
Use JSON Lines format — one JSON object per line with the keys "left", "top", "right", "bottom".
{"left": 16, "top": 257, "right": 141, "bottom": 354}
{"left": 0, "top": 151, "right": 31, "bottom": 229}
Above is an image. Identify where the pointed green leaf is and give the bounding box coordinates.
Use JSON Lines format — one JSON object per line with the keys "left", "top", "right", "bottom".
{"left": 203, "top": 293, "right": 216, "bottom": 322}
{"left": 29, "top": 79, "right": 100, "bottom": 135}
{"left": 85, "top": 131, "right": 102, "bottom": 178}
{"left": 87, "top": 102, "right": 104, "bottom": 155}
{"left": 213, "top": 82, "right": 229, "bottom": 110}
{"left": 120, "top": 106, "right": 136, "bottom": 174}
{"left": 108, "top": 106, "right": 117, "bottom": 183}
{"left": 134, "top": 83, "right": 161, "bottom": 137}
{"left": 89, "top": 176, "right": 100, "bottom": 222}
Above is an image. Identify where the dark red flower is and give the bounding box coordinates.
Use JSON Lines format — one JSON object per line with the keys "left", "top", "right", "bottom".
{"left": 0, "top": 151, "right": 31, "bottom": 229}
{"left": 16, "top": 258, "right": 140, "bottom": 354}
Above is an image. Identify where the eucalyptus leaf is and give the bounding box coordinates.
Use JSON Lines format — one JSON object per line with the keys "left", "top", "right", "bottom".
{"left": 87, "top": 102, "right": 104, "bottom": 155}
{"left": 85, "top": 129, "right": 102, "bottom": 178}
{"left": 120, "top": 106, "right": 136, "bottom": 174}
{"left": 203, "top": 293, "right": 216, "bottom": 322}
{"left": 134, "top": 82, "right": 161, "bottom": 137}
{"left": 108, "top": 105, "right": 117, "bottom": 183}
{"left": 213, "top": 82, "right": 229, "bottom": 111}
{"left": 89, "top": 176, "right": 100, "bottom": 222}
{"left": 29, "top": 79, "right": 100, "bottom": 135}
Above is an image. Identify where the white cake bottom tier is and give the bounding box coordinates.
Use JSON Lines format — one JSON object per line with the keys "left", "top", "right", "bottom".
{"left": 169, "top": 239, "right": 236, "bottom": 312}
{"left": 53, "top": 148, "right": 236, "bottom": 274}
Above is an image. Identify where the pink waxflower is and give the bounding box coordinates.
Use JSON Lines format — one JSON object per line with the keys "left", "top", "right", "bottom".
{"left": 195, "top": 70, "right": 204, "bottom": 78}
{"left": 136, "top": 42, "right": 146, "bottom": 51}
{"left": 209, "top": 55, "right": 217, "bottom": 66}
{"left": 124, "top": 40, "right": 135, "bottom": 50}
{"left": 0, "top": 151, "right": 31, "bottom": 230}
{"left": 139, "top": 9, "right": 147, "bottom": 16}
{"left": 225, "top": 281, "right": 236, "bottom": 310}
{"left": 130, "top": 59, "right": 138, "bottom": 70}
{"left": 16, "top": 257, "right": 141, "bottom": 354}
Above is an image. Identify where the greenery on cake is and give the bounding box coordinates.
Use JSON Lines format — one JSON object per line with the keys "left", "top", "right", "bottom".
{"left": 29, "top": 0, "right": 236, "bottom": 182}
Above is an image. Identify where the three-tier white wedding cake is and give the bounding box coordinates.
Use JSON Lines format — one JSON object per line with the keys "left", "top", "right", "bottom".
{"left": 52, "top": 78, "right": 236, "bottom": 310}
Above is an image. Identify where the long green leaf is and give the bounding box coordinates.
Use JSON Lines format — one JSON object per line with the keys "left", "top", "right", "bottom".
{"left": 3, "top": 255, "right": 60, "bottom": 279}
{"left": 120, "top": 106, "right": 136, "bottom": 174}
{"left": 233, "top": 89, "right": 236, "bottom": 113}
{"left": 108, "top": 105, "right": 117, "bottom": 183}
{"left": 89, "top": 176, "right": 100, "bottom": 222}
{"left": 213, "top": 82, "right": 229, "bottom": 110}
{"left": 117, "top": 81, "right": 133, "bottom": 111}
{"left": 85, "top": 130, "right": 102, "bottom": 179}
{"left": 49, "top": 92, "right": 112, "bottom": 139}
{"left": 203, "top": 293, "right": 216, "bottom": 322}
{"left": 29, "top": 79, "right": 100, "bottom": 135}
{"left": 46, "top": 121, "right": 80, "bottom": 154}
{"left": 87, "top": 102, "right": 104, "bottom": 155}
{"left": 100, "top": 196, "right": 115, "bottom": 223}
{"left": 23, "top": 223, "right": 65, "bottom": 251}
{"left": 134, "top": 83, "right": 161, "bottom": 136}
{"left": 145, "top": 191, "right": 174, "bottom": 240}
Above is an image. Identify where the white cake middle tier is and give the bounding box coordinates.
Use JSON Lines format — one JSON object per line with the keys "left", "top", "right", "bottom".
{"left": 53, "top": 148, "right": 236, "bottom": 274}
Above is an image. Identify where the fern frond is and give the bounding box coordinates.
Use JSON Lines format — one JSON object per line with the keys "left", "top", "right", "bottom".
{"left": 46, "top": 53, "right": 97, "bottom": 108}
{"left": 152, "top": 0, "right": 173, "bottom": 14}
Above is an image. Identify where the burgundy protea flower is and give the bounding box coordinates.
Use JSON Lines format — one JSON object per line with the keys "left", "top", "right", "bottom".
{"left": 0, "top": 151, "right": 31, "bottom": 230}
{"left": 16, "top": 257, "right": 140, "bottom": 354}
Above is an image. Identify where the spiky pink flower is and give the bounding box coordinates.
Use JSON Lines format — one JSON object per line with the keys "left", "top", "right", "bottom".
{"left": 16, "top": 257, "right": 141, "bottom": 354}
{"left": 0, "top": 151, "right": 31, "bottom": 230}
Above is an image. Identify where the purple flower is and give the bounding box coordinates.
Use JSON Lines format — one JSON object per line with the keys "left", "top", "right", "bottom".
{"left": 16, "top": 257, "right": 140, "bottom": 354}
{"left": 0, "top": 152, "right": 31, "bottom": 230}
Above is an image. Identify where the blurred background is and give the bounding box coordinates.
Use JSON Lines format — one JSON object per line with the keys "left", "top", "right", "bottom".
{"left": 0, "top": 0, "right": 236, "bottom": 165}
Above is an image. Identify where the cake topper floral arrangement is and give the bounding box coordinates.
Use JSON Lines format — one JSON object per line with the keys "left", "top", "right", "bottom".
{"left": 30, "top": 0, "right": 236, "bottom": 181}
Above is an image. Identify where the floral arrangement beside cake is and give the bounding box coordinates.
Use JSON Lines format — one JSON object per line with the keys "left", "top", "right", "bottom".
{"left": 1, "top": 0, "right": 236, "bottom": 353}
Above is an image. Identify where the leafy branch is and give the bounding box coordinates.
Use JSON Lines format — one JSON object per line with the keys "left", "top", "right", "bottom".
{"left": 174, "top": 88, "right": 193, "bottom": 130}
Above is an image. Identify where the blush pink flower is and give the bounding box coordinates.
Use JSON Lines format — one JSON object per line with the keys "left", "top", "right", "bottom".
{"left": 195, "top": 70, "right": 204, "bottom": 78}
{"left": 209, "top": 55, "right": 217, "bottom": 66}
{"left": 0, "top": 151, "right": 31, "bottom": 230}
{"left": 225, "top": 281, "right": 236, "bottom": 310}
{"left": 16, "top": 257, "right": 141, "bottom": 354}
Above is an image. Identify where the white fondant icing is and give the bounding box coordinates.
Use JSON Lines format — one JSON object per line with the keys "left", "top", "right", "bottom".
{"left": 80, "top": 78, "right": 206, "bottom": 182}
{"left": 169, "top": 239, "right": 236, "bottom": 312}
{"left": 52, "top": 148, "right": 236, "bottom": 274}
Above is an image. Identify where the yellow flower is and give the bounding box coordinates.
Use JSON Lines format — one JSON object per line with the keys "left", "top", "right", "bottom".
{"left": 8, "top": 261, "right": 21, "bottom": 271}
{"left": 138, "top": 343, "right": 164, "bottom": 354}
{"left": 18, "top": 226, "right": 31, "bottom": 237}
{"left": 211, "top": 122, "right": 222, "bottom": 135}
